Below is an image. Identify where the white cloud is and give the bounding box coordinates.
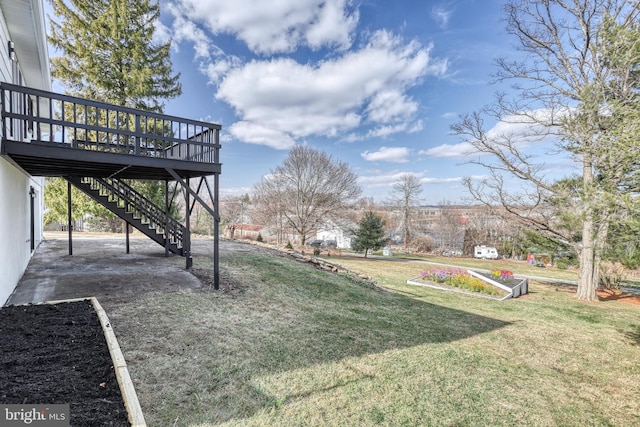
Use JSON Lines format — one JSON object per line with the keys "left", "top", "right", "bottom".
{"left": 485, "top": 110, "right": 560, "bottom": 145}
{"left": 366, "top": 90, "right": 418, "bottom": 123}
{"left": 425, "top": 109, "right": 564, "bottom": 158}
{"left": 228, "top": 121, "right": 297, "bottom": 150}
{"left": 359, "top": 171, "right": 424, "bottom": 188}
{"left": 153, "top": 19, "right": 172, "bottom": 45}
{"left": 358, "top": 170, "right": 466, "bottom": 189}
{"left": 172, "top": 0, "right": 358, "bottom": 55}
{"left": 167, "top": 4, "right": 214, "bottom": 59}
{"left": 421, "top": 141, "right": 474, "bottom": 158}
{"left": 305, "top": 0, "right": 358, "bottom": 50}
{"left": 345, "top": 120, "right": 423, "bottom": 142}
{"left": 200, "top": 57, "right": 242, "bottom": 85}
{"left": 361, "top": 146, "right": 410, "bottom": 163}
{"left": 162, "top": 2, "right": 448, "bottom": 148}
{"left": 220, "top": 186, "right": 253, "bottom": 198}
{"left": 431, "top": 5, "right": 453, "bottom": 29}
{"left": 216, "top": 30, "right": 445, "bottom": 147}
{"left": 368, "top": 122, "right": 419, "bottom": 138}
{"left": 420, "top": 176, "right": 463, "bottom": 184}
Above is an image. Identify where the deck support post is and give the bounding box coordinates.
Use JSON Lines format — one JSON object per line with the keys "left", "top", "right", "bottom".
{"left": 164, "top": 180, "right": 169, "bottom": 257}
{"left": 213, "top": 131, "right": 220, "bottom": 290}
{"left": 67, "top": 180, "right": 73, "bottom": 256}
{"left": 125, "top": 221, "right": 130, "bottom": 254}
{"left": 185, "top": 178, "right": 192, "bottom": 269}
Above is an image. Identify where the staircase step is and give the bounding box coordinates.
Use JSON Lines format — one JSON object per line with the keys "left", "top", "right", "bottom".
{"left": 67, "top": 176, "right": 187, "bottom": 256}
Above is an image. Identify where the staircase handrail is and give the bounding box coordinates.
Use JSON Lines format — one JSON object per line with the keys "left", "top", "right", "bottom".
{"left": 80, "top": 176, "right": 185, "bottom": 247}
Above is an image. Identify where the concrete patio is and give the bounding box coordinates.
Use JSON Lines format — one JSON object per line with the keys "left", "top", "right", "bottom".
{"left": 6, "top": 233, "right": 210, "bottom": 307}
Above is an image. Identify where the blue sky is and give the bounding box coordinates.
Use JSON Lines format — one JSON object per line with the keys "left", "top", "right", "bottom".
{"left": 49, "top": 0, "right": 575, "bottom": 204}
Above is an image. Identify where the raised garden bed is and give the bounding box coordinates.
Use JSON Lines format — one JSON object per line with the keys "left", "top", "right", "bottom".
{"left": 407, "top": 268, "right": 528, "bottom": 300}
{"left": 0, "top": 299, "right": 145, "bottom": 426}
{"left": 469, "top": 270, "right": 528, "bottom": 298}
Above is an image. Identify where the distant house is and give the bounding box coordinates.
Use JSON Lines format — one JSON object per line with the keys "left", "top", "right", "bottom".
{"left": 225, "top": 224, "right": 265, "bottom": 240}
{"left": 316, "top": 219, "right": 356, "bottom": 249}
{"left": 0, "top": 0, "right": 50, "bottom": 304}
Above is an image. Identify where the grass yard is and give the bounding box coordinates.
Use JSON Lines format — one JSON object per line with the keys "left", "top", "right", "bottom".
{"left": 108, "top": 242, "right": 640, "bottom": 426}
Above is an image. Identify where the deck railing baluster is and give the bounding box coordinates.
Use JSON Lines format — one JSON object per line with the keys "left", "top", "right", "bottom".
{"left": 0, "top": 83, "right": 220, "bottom": 165}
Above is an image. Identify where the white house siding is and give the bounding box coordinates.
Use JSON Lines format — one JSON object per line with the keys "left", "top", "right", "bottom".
{"left": 317, "top": 220, "right": 355, "bottom": 249}
{"left": 0, "top": 159, "right": 43, "bottom": 304}
{"left": 0, "top": 1, "right": 48, "bottom": 304}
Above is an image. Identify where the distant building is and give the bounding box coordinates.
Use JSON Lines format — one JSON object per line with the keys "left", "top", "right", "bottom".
{"left": 316, "top": 219, "right": 356, "bottom": 249}
{"left": 225, "top": 224, "right": 265, "bottom": 240}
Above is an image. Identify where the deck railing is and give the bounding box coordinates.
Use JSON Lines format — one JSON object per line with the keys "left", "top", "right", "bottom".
{"left": 0, "top": 82, "right": 221, "bottom": 164}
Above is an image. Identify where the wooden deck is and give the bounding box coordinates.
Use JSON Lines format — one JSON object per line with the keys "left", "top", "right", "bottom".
{"left": 0, "top": 83, "right": 221, "bottom": 180}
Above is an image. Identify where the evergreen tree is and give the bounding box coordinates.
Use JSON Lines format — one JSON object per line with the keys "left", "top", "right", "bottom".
{"left": 47, "top": 0, "right": 183, "bottom": 231}
{"left": 44, "top": 177, "right": 95, "bottom": 226}
{"left": 48, "top": 0, "right": 181, "bottom": 111}
{"left": 352, "top": 212, "right": 388, "bottom": 258}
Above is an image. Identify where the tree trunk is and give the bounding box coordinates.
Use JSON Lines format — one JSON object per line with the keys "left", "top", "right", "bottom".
{"left": 403, "top": 208, "right": 410, "bottom": 250}
{"left": 109, "top": 217, "right": 120, "bottom": 233}
{"left": 576, "top": 153, "right": 597, "bottom": 302}
{"left": 577, "top": 218, "right": 598, "bottom": 301}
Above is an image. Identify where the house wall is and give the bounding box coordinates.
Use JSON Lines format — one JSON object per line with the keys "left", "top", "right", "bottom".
{"left": 317, "top": 223, "right": 353, "bottom": 249}
{"left": 0, "top": 3, "right": 46, "bottom": 304}
{"left": 0, "top": 159, "right": 43, "bottom": 304}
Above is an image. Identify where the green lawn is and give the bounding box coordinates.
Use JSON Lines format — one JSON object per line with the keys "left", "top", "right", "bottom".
{"left": 109, "top": 243, "right": 640, "bottom": 426}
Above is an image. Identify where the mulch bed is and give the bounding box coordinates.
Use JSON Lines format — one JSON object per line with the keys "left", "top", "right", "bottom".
{"left": 0, "top": 300, "right": 130, "bottom": 426}
{"left": 597, "top": 288, "right": 640, "bottom": 306}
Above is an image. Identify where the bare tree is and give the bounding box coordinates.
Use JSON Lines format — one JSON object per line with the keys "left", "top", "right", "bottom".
{"left": 252, "top": 146, "right": 361, "bottom": 245}
{"left": 435, "top": 202, "right": 465, "bottom": 253}
{"left": 452, "top": 1, "right": 640, "bottom": 301}
{"left": 388, "top": 174, "right": 423, "bottom": 249}
{"left": 220, "top": 194, "right": 251, "bottom": 239}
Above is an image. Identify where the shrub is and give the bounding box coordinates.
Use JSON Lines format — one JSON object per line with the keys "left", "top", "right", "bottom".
{"left": 410, "top": 236, "right": 434, "bottom": 254}
{"left": 599, "top": 261, "right": 625, "bottom": 290}
{"left": 285, "top": 241, "right": 293, "bottom": 250}
{"left": 256, "top": 233, "right": 264, "bottom": 243}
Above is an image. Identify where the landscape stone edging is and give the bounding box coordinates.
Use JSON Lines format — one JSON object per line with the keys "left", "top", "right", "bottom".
{"left": 26, "top": 297, "right": 147, "bottom": 427}
{"left": 232, "top": 239, "right": 380, "bottom": 286}
{"left": 90, "top": 297, "right": 147, "bottom": 427}
{"left": 225, "top": 239, "right": 530, "bottom": 298}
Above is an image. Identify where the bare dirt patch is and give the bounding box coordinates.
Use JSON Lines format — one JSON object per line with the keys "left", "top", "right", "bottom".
{"left": 597, "top": 288, "right": 640, "bottom": 306}
{"left": 190, "top": 268, "right": 246, "bottom": 295}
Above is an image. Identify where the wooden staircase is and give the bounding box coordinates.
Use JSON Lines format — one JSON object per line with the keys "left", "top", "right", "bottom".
{"left": 66, "top": 176, "right": 188, "bottom": 257}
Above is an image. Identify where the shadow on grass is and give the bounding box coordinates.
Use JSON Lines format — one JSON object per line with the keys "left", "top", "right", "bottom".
{"left": 623, "top": 325, "right": 640, "bottom": 346}
{"left": 20, "top": 239, "right": 512, "bottom": 425}
{"left": 160, "top": 247, "right": 513, "bottom": 425}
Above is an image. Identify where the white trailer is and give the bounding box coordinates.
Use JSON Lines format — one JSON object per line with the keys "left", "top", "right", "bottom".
{"left": 474, "top": 245, "right": 499, "bottom": 259}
